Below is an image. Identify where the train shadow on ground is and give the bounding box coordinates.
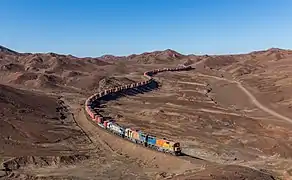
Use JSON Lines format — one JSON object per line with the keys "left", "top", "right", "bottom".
{"left": 96, "top": 80, "right": 159, "bottom": 106}
{"left": 179, "top": 152, "right": 206, "bottom": 161}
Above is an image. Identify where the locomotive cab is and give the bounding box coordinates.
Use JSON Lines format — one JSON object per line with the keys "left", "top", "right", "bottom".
{"left": 173, "top": 142, "right": 181, "bottom": 155}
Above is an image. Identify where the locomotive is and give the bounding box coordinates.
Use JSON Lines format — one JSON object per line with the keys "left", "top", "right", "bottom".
{"left": 84, "top": 65, "right": 192, "bottom": 156}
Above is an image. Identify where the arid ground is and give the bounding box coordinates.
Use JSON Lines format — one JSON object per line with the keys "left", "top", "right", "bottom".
{"left": 0, "top": 45, "right": 292, "bottom": 179}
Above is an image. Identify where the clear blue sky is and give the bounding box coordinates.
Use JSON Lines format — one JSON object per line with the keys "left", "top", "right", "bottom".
{"left": 1, "top": 0, "right": 292, "bottom": 57}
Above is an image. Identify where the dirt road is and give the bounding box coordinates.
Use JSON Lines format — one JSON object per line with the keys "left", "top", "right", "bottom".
{"left": 198, "top": 73, "right": 292, "bottom": 124}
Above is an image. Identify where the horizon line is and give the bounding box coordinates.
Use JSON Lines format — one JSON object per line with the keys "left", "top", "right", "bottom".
{"left": 1, "top": 44, "right": 291, "bottom": 58}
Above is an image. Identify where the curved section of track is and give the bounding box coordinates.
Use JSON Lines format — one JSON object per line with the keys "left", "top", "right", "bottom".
{"left": 84, "top": 65, "right": 194, "bottom": 156}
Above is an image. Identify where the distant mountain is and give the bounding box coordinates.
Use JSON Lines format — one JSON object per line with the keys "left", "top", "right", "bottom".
{"left": 0, "top": 45, "right": 19, "bottom": 54}
{"left": 123, "top": 49, "right": 186, "bottom": 64}
{"left": 99, "top": 54, "right": 126, "bottom": 61}
{"left": 126, "top": 49, "right": 183, "bottom": 58}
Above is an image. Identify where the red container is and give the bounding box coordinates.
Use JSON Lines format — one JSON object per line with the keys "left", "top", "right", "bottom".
{"left": 99, "top": 117, "right": 104, "bottom": 124}
{"left": 95, "top": 116, "right": 99, "bottom": 122}
{"left": 103, "top": 120, "right": 109, "bottom": 128}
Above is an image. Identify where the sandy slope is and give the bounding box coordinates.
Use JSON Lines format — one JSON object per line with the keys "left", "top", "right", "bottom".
{"left": 197, "top": 73, "right": 292, "bottom": 123}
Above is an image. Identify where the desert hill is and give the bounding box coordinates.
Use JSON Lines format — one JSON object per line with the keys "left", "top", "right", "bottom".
{"left": 0, "top": 45, "right": 18, "bottom": 55}
{"left": 1, "top": 45, "right": 292, "bottom": 179}
{"left": 0, "top": 84, "right": 87, "bottom": 157}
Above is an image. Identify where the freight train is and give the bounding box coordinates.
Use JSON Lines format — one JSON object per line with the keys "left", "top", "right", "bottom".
{"left": 84, "top": 65, "right": 192, "bottom": 156}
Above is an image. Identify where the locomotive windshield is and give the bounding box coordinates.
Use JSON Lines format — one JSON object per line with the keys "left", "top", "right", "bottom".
{"left": 174, "top": 142, "right": 180, "bottom": 147}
